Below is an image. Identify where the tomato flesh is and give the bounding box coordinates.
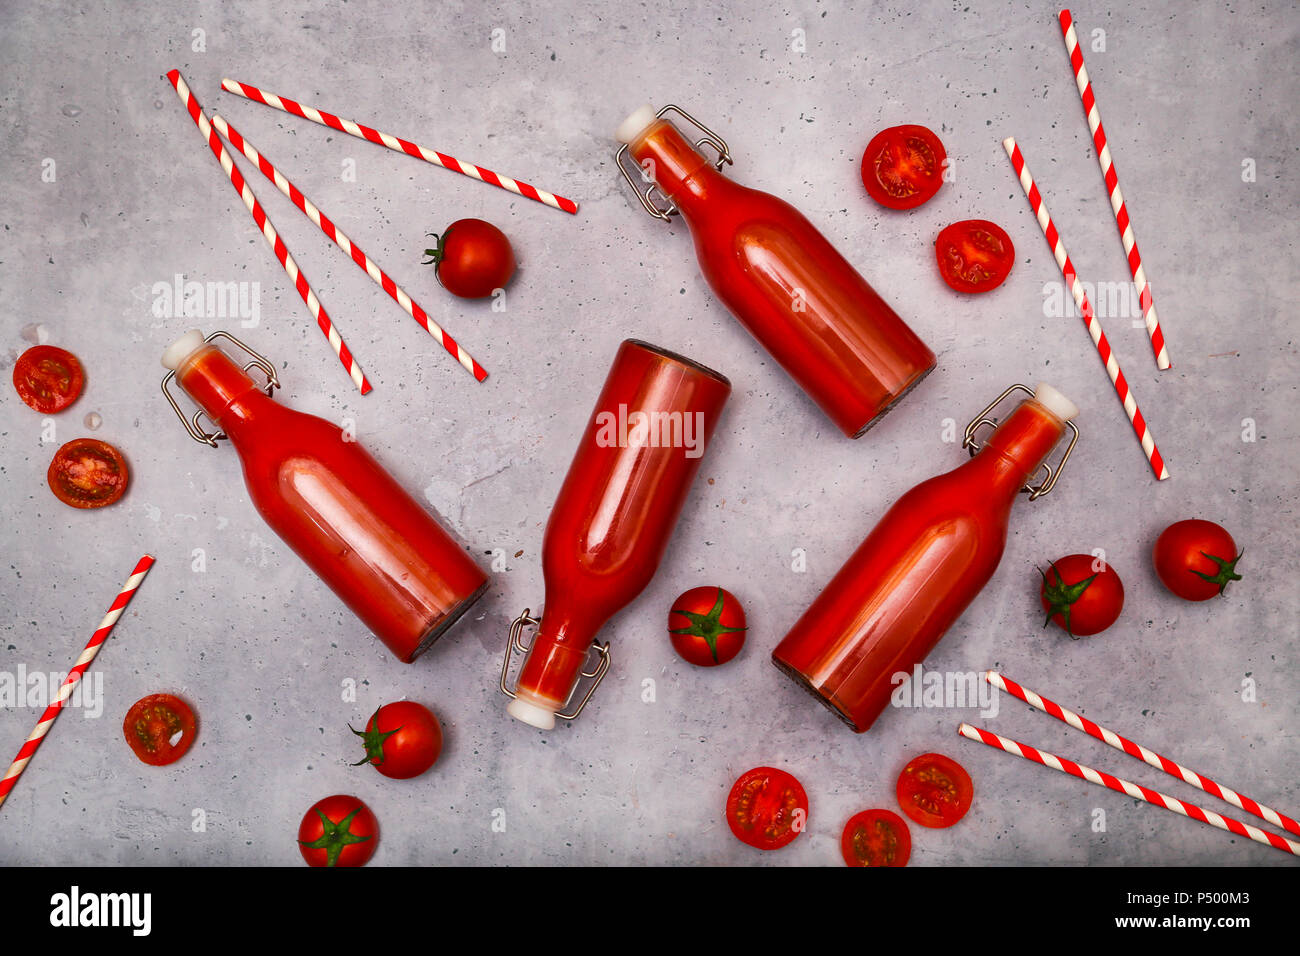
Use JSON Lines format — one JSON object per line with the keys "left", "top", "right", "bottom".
{"left": 861, "top": 125, "right": 946, "bottom": 210}
{"left": 935, "top": 219, "right": 1015, "bottom": 293}
{"left": 13, "top": 345, "right": 84, "bottom": 414}
{"left": 1153, "top": 519, "right": 1242, "bottom": 601}
{"left": 47, "top": 438, "right": 129, "bottom": 508}
{"left": 1039, "top": 554, "right": 1125, "bottom": 637}
{"left": 668, "top": 586, "right": 747, "bottom": 666}
{"left": 897, "top": 753, "right": 973, "bottom": 828}
{"left": 123, "top": 694, "right": 197, "bottom": 766}
{"left": 725, "top": 767, "right": 808, "bottom": 850}
{"left": 352, "top": 700, "right": 443, "bottom": 779}
{"left": 841, "top": 809, "right": 911, "bottom": 866}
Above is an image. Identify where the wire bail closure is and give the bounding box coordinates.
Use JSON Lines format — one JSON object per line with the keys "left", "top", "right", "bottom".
{"left": 161, "top": 330, "right": 280, "bottom": 448}
{"left": 498, "top": 609, "right": 611, "bottom": 722}
{"left": 962, "top": 383, "right": 1080, "bottom": 501}
{"left": 615, "top": 104, "right": 734, "bottom": 222}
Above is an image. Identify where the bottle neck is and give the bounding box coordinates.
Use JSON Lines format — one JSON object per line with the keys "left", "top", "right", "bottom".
{"left": 969, "top": 399, "right": 1067, "bottom": 500}
{"left": 627, "top": 120, "right": 723, "bottom": 216}
{"left": 174, "top": 345, "right": 273, "bottom": 441}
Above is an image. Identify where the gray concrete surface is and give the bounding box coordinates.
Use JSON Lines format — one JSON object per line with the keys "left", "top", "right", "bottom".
{"left": 1, "top": 0, "right": 1296, "bottom": 866}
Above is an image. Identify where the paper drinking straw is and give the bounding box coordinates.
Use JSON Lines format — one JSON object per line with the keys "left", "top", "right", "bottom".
{"left": 957, "top": 723, "right": 1299, "bottom": 857}
{"left": 211, "top": 114, "right": 487, "bottom": 382}
{"left": 0, "top": 555, "right": 155, "bottom": 812}
{"left": 1003, "top": 136, "right": 1169, "bottom": 481}
{"left": 1058, "top": 9, "right": 1170, "bottom": 370}
{"left": 166, "top": 70, "right": 372, "bottom": 395}
{"left": 986, "top": 671, "right": 1300, "bottom": 838}
{"left": 221, "top": 77, "right": 579, "bottom": 215}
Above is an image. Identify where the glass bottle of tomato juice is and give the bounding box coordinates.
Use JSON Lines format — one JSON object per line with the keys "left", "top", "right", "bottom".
{"left": 501, "top": 340, "right": 731, "bottom": 730}
{"left": 615, "top": 104, "right": 936, "bottom": 438}
{"left": 772, "top": 383, "right": 1081, "bottom": 732}
{"left": 161, "top": 330, "right": 488, "bottom": 662}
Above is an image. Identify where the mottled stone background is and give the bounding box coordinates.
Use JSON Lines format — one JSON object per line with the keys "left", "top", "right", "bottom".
{"left": 1, "top": 0, "right": 1295, "bottom": 865}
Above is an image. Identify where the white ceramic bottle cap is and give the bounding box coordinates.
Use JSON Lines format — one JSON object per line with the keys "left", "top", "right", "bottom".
{"left": 162, "top": 329, "right": 207, "bottom": 371}
{"left": 1033, "top": 382, "right": 1079, "bottom": 422}
{"left": 507, "top": 695, "right": 557, "bottom": 731}
{"left": 615, "top": 104, "right": 658, "bottom": 144}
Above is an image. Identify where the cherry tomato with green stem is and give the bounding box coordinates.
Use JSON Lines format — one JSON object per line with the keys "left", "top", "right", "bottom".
{"left": 423, "top": 219, "right": 516, "bottom": 298}
{"left": 298, "top": 794, "right": 378, "bottom": 868}
{"left": 668, "top": 586, "right": 747, "bottom": 666}
{"left": 1039, "top": 554, "right": 1125, "bottom": 638}
{"left": 1153, "top": 519, "right": 1243, "bottom": 601}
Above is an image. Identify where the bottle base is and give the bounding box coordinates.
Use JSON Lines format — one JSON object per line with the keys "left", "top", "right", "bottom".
{"left": 770, "top": 654, "right": 867, "bottom": 733}
{"left": 849, "top": 359, "right": 937, "bottom": 440}
{"left": 405, "top": 577, "right": 491, "bottom": 663}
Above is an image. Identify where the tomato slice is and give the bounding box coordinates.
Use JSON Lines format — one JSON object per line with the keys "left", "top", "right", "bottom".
{"left": 13, "top": 345, "right": 84, "bottom": 413}
{"left": 725, "top": 766, "right": 809, "bottom": 850}
{"left": 935, "top": 219, "right": 1015, "bottom": 293}
{"left": 861, "top": 125, "right": 947, "bottom": 210}
{"left": 124, "top": 694, "right": 197, "bottom": 766}
{"left": 897, "top": 753, "right": 973, "bottom": 828}
{"left": 841, "top": 809, "right": 911, "bottom": 866}
{"left": 47, "top": 438, "right": 129, "bottom": 509}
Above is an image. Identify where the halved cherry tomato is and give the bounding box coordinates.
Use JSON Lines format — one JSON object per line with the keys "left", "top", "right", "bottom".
{"left": 423, "top": 218, "right": 516, "bottom": 298}
{"left": 860, "top": 125, "right": 947, "bottom": 210}
{"left": 298, "top": 794, "right": 378, "bottom": 868}
{"left": 841, "top": 809, "right": 911, "bottom": 867}
{"left": 725, "top": 766, "right": 808, "bottom": 850}
{"left": 351, "top": 700, "right": 443, "bottom": 779}
{"left": 668, "top": 586, "right": 747, "bottom": 666}
{"left": 13, "top": 345, "right": 84, "bottom": 413}
{"left": 123, "top": 693, "right": 197, "bottom": 766}
{"left": 935, "top": 219, "right": 1015, "bottom": 293}
{"left": 47, "top": 438, "right": 129, "bottom": 508}
{"left": 897, "top": 753, "right": 973, "bottom": 828}
{"left": 1153, "top": 519, "right": 1243, "bottom": 601}
{"left": 1039, "top": 553, "right": 1125, "bottom": 638}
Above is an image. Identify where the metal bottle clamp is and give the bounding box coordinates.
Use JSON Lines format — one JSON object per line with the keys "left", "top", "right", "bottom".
{"left": 962, "top": 384, "right": 1080, "bottom": 500}
{"left": 161, "top": 330, "right": 280, "bottom": 448}
{"left": 499, "top": 609, "right": 611, "bottom": 722}
{"left": 615, "top": 104, "right": 734, "bottom": 222}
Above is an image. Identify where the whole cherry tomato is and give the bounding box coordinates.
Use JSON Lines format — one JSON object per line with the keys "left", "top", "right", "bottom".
{"left": 1039, "top": 554, "right": 1125, "bottom": 638}
{"left": 668, "top": 586, "right": 747, "bottom": 666}
{"left": 1153, "top": 519, "right": 1243, "bottom": 601}
{"left": 298, "top": 794, "right": 378, "bottom": 868}
{"left": 860, "top": 125, "right": 946, "bottom": 210}
{"left": 13, "top": 345, "right": 84, "bottom": 413}
{"left": 423, "top": 218, "right": 516, "bottom": 298}
{"left": 351, "top": 700, "right": 443, "bottom": 779}
{"left": 841, "top": 809, "right": 911, "bottom": 867}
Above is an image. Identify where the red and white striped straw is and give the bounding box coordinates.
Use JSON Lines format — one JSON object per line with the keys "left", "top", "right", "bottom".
{"left": 0, "top": 555, "right": 155, "bottom": 812}
{"left": 986, "top": 671, "right": 1300, "bottom": 838}
{"left": 1059, "top": 9, "right": 1170, "bottom": 370}
{"left": 1003, "top": 136, "right": 1169, "bottom": 481}
{"left": 211, "top": 114, "right": 487, "bottom": 383}
{"left": 221, "top": 78, "right": 579, "bottom": 215}
{"left": 957, "top": 723, "right": 1299, "bottom": 857}
{"left": 166, "top": 70, "right": 372, "bottom": 395}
